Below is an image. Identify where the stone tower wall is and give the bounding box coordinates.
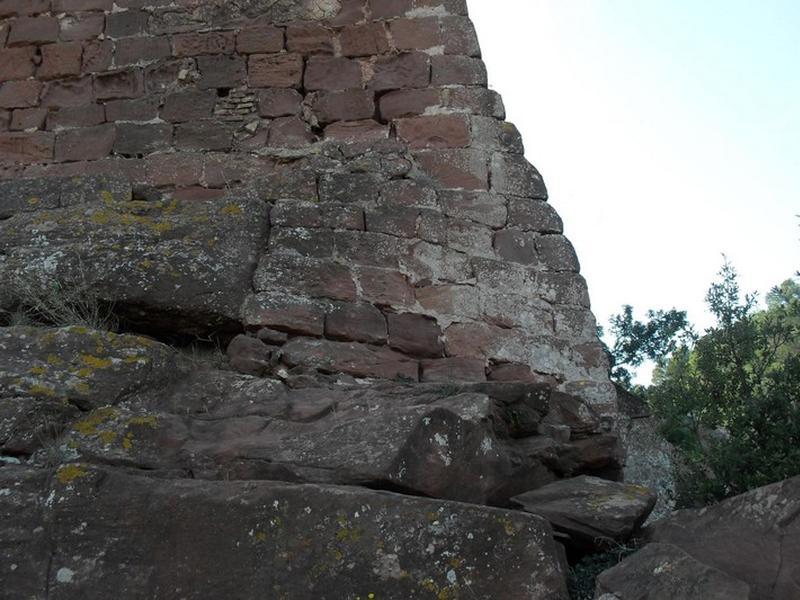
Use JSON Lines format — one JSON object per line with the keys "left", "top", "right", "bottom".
{"left": 0, "top": 0, "right": 615, "bottom": 418}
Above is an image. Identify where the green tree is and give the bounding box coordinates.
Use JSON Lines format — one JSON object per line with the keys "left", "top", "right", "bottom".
{"left": 606, "top": 263, "right": 800, "bottom": 507}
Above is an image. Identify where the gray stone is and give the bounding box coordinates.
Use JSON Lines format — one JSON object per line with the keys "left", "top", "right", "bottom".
{"left": 0, "top": 465, "right": 569, "bottom": 600}
{"left": 0, "top": 191, "right": 269, "bottom": 334}
{"left": 512, "top": 475, "right": 656, "bottom": 551}
{"left": 595, "top": 543, "right": 751, "bottom": 600}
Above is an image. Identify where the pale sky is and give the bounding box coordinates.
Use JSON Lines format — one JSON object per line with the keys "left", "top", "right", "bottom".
{"left": 468, "top": 0, "right": 799, "bottom": 380}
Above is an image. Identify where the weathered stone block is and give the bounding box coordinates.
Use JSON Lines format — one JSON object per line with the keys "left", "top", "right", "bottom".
{"left": 387, "top": 312, "right": 444, "bottom": 358}
{"left": 421, "top": 357, "right": 486, "bottom": 382}
{"left": 248, "top": 53, "right": 303, "bottom": 88}
{"left": 0, "top": 47, "right": 38, "bottom": 83}
{"left": 325, "top": 302, "right": 387, "bottom": 343}
{"left": 113, "top": 122, "right": 172, "bottom": 155}
{"left": 197, "top": 54, "right": 246, "bottom": 89}
{"left": 395, "top": 114, "right": 470, "bottom": 149}
{"left": 369, "top": 52, "right": 429, "bottom": 91}
{"left": 431, "top": 55, "right": 487, "bottom": 85}
{"left": 175, "top": 120, "right": 233, "bottom": 152}
{"left": 171, "top": 31, "right": 235, "bottom": 57}
{"left": 491, "top": 152, "right": 548, "bottom": 199}
{"left": 304, "top": 56, "right": 362, "bottom": 91}
{"left": 254, "top": 254, "right": 356, "bottom": 302}
{"left": 338, "top": 22, "right": 390, "bottom": 56}
{"left": 236, "top": 25, "right": 284, "bottom": 54}
{"left": 258, "top": 88, "right": 302, "bottom": 117}
{"left": 8, "top": 16, "right": 59, "bottom": 46}
{"left": 0, "top": 80, "right": 42, "bottom": 109}
{"left": 55, "top": 124, "right": 115, "bottom": 161}
{"left": 310, "top": 89, "right": 375, "bottom": 124}
{"left": 286, "top": 22, "right": 334, "bottom": 54}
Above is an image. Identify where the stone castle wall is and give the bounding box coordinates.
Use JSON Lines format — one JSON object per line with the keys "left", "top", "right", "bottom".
{"left": 0, "top": 0, "right": 616, "bottom": 419}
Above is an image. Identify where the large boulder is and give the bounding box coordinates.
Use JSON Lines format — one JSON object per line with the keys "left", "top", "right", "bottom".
{"left": 1, "top": 465, "right": 570, "bottom": 599}
{"left": 644, "top": 476, "right": 800, "bottom": 600}
{"left": 0, "top": 184, "right": 269, "bottom": 335}
{"left": 595, "top": 543, "right": 751, "bottom": 599}
{"left": 511, "top": 475, "right": 656, "bottom": 551}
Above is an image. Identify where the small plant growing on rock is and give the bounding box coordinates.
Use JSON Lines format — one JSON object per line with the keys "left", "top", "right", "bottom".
{"left": 5, "top": 263, "right": 117, "bottom": 331}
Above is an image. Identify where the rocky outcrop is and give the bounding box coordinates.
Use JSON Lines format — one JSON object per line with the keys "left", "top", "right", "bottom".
{"left": 595, "top": 476, "right": 800, "bottom": 600}
{"left": 0, "top": 465, "right": 570, "bottom": 599}
{"left": 0, "top": 0, "right": 630, "bottom": 596}
{"left": 511, "top": 475, "right": 656, "bottom": 552}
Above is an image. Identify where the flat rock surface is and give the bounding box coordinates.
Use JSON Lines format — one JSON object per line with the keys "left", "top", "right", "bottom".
{"left": 646, "top": 476, "right": 800, "bottom": 600}
{"left": 595, "top": 542, "right": 751, "bottom": 600}
{"left": 0, "top": 193, "right": 269, "bottom": 334}
{"left": 511, "top": 475, "right": 656, "bottom": 550}
{"left": 0, "top": 465, "right": 569, "bottom": 600}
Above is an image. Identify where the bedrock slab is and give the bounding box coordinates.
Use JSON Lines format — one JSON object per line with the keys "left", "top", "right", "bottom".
{"left": 0, "top": 190, "right": 269, "bottom": 334}
{"left": 644, "top": 475, "right": 800, "bottom": 600}
{"left": 0, "top": 465, "right": 569, "bottom": 600}
{"left": 595, "top": 543, "right": 751, "bottom": 600}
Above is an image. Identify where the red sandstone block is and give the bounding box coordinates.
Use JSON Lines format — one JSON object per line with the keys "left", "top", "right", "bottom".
{"left": 171, "top": 31, "right": 235, "bottom": 57}
{"left": 395, "top": 114, "right": 470, "bottom": 149}
{"left": 325, "top": 303, "right": 387, "bottom": 344}
{"left": 175, "top": 120, "right": 234, "bottom": 151}
{"left": 0, "top": 47, "right": 38, "bottom": 83}
{"left": 304, "top": 56, "right": 362, "bottom": 91}
{"left": 431, "top": 55, "right": 487, "bottom": 86}
{"left": 0, "top": 0, "right": 51, "bottom": 18}
{"left": 82, "top": 40, "right": 113, "bottom": 72}
{"left": 41, "top": 76, "right": 92, "bottom": 107}
{"left": 105, "top": 10, "right": 148, "bottom": 39}
{"left": 369, "top": 53, "right": 429, "bottom": 91}
{"left": 0, "top": 131, "right": 54, "bottom": 161}
{"left": 387, "top": 313, "right": 444, "bottom": 358}
{"left": 143, "top": 59, "right": 183, "bottom": 93}
{"left": 0, "top": 81, "right": 42, "bottom": 109}
{"left": 161, "top": 89, "right": 216, "bottom": 122}
{"left": 338, "top": 22, "right": 389, "bottom": 57}
{"left": 325, "top": 120, "right": 388, "bottom": 143}
{"left": 248, "top": 53, "right": 302, "bottom": 88}
{"left": 59, "top": 13, "right": 105, "bottom": 42}
{"left": 54, "top": 0, "right": 112, "bottom": 10}
{"left": 115, "top": 36, "right": 172, "bottom": 65}
{"left": 441, "top": 15, "right": 480, "bottom": 56}
{"left": 258, "top": 88, "right": 302, "bottom": 118}
{"left": 46, "top": 104, "right": 105, "bottom": 129}
{"left": 236, "top": 25, "right": 283, "bottom": 54}
{"left": 54, "top": 123, "right": 115, "bottom": 160}
{"left": 378, "top": 88, "right": 439, "bottom": 120}
{"left": 286, "top": 22, "right": 333, "bottom": 54}
{"left": 144, "top": 152, "right": 203, "bottom": 187}
{"left": 420, "top": 357, "right": 486, "bottom": 383}
{"left": 311, "top": 89, "right": 375, "bottom": 124}
{"left": 38, "top": 42, "right": 84, "bottom": 80}
{"left": 370, "top": 0, "right": 412, "bottom": 19}
{"left": 267, "top": 116, "right": 314, "bottom": 148}
{"left": 321, "top": 204, "right": 365, "bottom": 230}
{"left": 414, "top": 149, "right": 488, "bottom": 190}
{"left": 8, "top": 16, "right": 59, "bottom": 46}
{"left": 356, "top": 266, "right": 415, "bottom": 307}
{"left": 10, "top": 108, "right": 47, "bottom": 130}
{"left": 94, "top": 68, "right": 144, "bottom": 100}
{"left": 390, "top": 17, "right": 441, "bottom": 51}
{"left": 104, "top": 96, "right": 159, "bottom": 122}
{"left": 197, "top": 54, "right": 246, "bottom": 89}
{"left": 113, "top": 122, "right": 172, "bottom": 155}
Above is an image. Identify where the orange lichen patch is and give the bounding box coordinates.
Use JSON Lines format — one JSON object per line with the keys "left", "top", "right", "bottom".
{"left": 56, "top": 463, "right": 88, "bottom": 484}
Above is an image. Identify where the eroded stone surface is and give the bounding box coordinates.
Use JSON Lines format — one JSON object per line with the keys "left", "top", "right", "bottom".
{"left": 0, "top": 193, "right": 269, "bottom": 334}
{"left": 511, "top": 475, "right": 656, "bottom": 551}
{"left": 595, "top": 543, "right": 751, "bottom": 600}
{"left": 645, "top": 476, "right": 800, "bottom": 600}
{"left": 1, "top": 465, "right": 570, "bottom": 600}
